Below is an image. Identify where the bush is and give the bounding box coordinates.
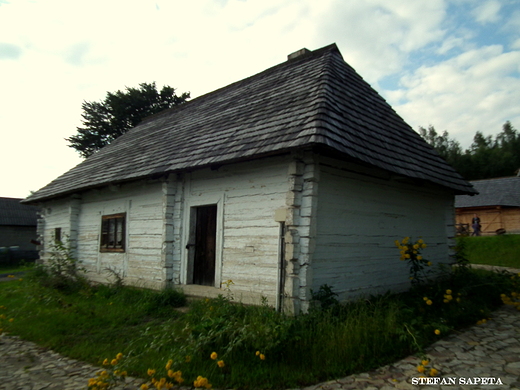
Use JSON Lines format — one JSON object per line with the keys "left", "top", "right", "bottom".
{"left": 25, "top": 239, "right": 90, "bottom": 294}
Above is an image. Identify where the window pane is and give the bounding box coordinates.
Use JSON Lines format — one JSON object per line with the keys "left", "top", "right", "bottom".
{"left": 116, "top": 218, "right": 123, "bottom": 248}
{"left": 100, "top": 213, "right": 126, "bottom": 252}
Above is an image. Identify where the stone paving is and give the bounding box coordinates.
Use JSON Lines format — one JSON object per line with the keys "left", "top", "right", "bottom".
{"left": 1, "top": 305, "right": 519, "bottom": 390}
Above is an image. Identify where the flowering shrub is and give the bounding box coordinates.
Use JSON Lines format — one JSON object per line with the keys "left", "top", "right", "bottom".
{"left": 395, "top": 237, "right": 431, "bottom": 285}
{"left": 87, "top": 353, "right": 127, "bottom": 390}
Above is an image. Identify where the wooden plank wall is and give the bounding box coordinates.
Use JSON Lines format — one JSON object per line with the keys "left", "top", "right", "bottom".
{"left": 456, "top": 207, "right": 520, "bottom": 235}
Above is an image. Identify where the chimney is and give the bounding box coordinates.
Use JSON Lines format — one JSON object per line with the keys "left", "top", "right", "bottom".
{"left": 287, "top": 48, "right": 311, "bottom": 61}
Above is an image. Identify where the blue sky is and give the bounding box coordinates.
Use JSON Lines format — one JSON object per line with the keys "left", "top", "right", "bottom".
{"left": 1, "top": 0, "right": 519, "bottom": 198}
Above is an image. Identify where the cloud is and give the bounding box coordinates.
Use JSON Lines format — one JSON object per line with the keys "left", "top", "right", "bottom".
{"left": 311, "top": 0, "right": 447, "bottom": 84}
{"left": 386, "top": 45, "right": 520, "bottom": 147}
{"left": 0, "top": 42, "right": 22, "bottom": 60}
{"left": 471, "top": 1, "right": 502, "bottom": 24}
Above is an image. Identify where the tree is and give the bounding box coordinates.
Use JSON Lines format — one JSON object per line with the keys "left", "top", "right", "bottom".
{"left": 418, "top": 125, "right": 463, "bottom": 166}
{"left": 418, "top": 122, "right": 519, "bottom": 181}
{"left": 67, "top": 82, "right": 190, "bottom": 158}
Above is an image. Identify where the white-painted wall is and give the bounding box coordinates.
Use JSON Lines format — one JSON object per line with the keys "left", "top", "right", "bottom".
{"left": 179, "top": 156, "right": 289, "bottom": 306}
{"left": 312, "top": 158, "right": 455, "bottom": 301}
{"left": 36, "top": 152, "right": 456, "bottom": 312}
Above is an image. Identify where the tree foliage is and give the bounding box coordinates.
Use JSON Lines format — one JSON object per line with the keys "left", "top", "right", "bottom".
{"left": 419, "top": 121, "right": 520, "bottom": 181}
{"left": 67, "top": 82, "right": 190, "bottom": 158}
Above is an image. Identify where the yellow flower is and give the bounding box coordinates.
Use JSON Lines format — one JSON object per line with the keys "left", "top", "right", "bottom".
{"left": 102, "top": 359, "right": 109, "bottom": 366}
{"left": 141, "top": 384, "right": 149, "bottom": 390}
{"left": 8, "top": 318, "right": 14, "bottom": 322}
{"left": 394, "top": 240, "right": 400, "bottom": 247}
{"left": 193, "top": 376, "right": 212, "bottom": 389}
{"left": 259, "top": 353, "right": 266, "bottom": 360}
{"left": 421, "top": 359, "right": 429, "bottom": 366}
{"left": 423, "top": 297, "right": 428, "bottom": 301}
{"left": 116, "top": 353, "right": 123, "bottom": 360}
{"left": 417, "top": 255, "right": 423, "bottom": 260}
{"left": 417, "top": 239, "right": 424, "bottom": 244}
{"left": 429, "top": 368, "right": 439, "bottom": 376}
{"left": 217, "top": 360, "right": 225, "bottom": 368}
{"left": 417, "top": 365, "right": 425, "bottom": 373}
{"left": 434, "top": 329, "right": 441, "bottom": 335}
{"left": 255, "top": 351, "right": 260, "bottom": 356}
{"left": 210, "top": 352, "right": 218, "bottom": 360}
{"left": 165, "top": 359, "right": 173, "bottom": 370}
{"left": 147, "top": 369, "right": 156, "bottom": 376}
{"left": 446, "top": 289, "right": 452, "bottom": 295}
{"left": 426, "top": 300, "right": 433, "bottom": 305}
{"left": 427, "top": 261, "right": 432, "bottom": 266}
{"left": 185, "top": 355, "right": 191, "bottom": 363}
{"left": 110, "top": 359, "right": 117, "bottom": 365}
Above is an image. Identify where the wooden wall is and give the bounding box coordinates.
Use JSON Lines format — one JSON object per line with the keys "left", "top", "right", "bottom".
{"left": 456, "top": 207, "right": 520, "bottom": 235}
{"left": 180, "top": 156, "right": 289, "bottom": 306}
{"left": 313, "top": 157, "right": 455, "bottom": 301}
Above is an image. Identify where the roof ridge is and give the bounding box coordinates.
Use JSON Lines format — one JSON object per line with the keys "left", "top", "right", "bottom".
{"left": 141, "top": 44, "right": 341, "bottom": 126}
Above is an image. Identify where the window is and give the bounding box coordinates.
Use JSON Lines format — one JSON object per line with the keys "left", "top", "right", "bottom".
{"left": 100, "top": 213, "right": 126, "bottom": 252}
{"left": 54, "top": 228, "right": 62, "bottom": 243}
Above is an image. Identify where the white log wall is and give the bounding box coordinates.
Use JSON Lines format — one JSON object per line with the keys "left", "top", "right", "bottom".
{"left": 313, "top": 157, "right": 455, "bottom": 301}
{"left": 36, "top": 152, "right": 457, "bottom": 312}
{"left": 180, "top": 156, "right": 289, "bottom": 306}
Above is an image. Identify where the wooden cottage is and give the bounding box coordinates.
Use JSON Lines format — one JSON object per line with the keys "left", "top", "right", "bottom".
{"left": 23, "top": 44, "right": 475, "bottom": 313}
{"left": 455, "top": 176, "right": 520, "bottom": 235}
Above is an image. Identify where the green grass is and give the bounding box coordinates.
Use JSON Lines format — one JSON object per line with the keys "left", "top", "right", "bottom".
{"left": 458, "top": 235, "right": 520, "bottom": 268}
{"left": 1, "top": 262, "right": 518, "bottom": 390}
{"left": 0, "top": 260, "right": 35, "bottom": 274}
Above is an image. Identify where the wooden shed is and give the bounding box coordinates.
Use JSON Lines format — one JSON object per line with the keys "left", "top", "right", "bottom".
{"left": 23, "top": 44, "right": 475, "bottom": 313}
{"left": 455, "top": 176, "right": 520, "bottom": 235}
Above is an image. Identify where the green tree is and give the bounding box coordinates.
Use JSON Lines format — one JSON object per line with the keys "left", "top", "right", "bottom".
{"left": 418, "top": 122, "right": 519, "bottom": 181}
{"left": 67, "top": 82, "right": 190, "bottom": 158}
{"left": 418, "top": 125, "right": 463, "bottom": 167}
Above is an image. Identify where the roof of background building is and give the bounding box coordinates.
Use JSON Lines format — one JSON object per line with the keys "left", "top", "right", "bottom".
{"left": 24, "top": 43, "right": 475, "bottom": 204}
{"left": 455, "top": 176, "right": 520, "bottom": 208}
{"left": 0, "top": 197, "right": 39, "bottom": 226}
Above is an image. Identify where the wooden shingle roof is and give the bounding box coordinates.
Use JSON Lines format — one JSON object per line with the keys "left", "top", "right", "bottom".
{"left": 455, "top": 176, "right": 520, "bottom": 208}
{"left": 0, "top": 197, "right": 39, "bottom": 226}
{"left": 24, "top": 43, "right": 475, "bottom": 203}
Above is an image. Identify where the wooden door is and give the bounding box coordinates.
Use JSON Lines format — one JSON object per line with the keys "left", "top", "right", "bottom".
{"left": 193, "top": 205, "right": 217, "bottom": 286}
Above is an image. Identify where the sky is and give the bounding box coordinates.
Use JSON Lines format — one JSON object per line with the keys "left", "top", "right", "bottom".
{"left": 1, "top": 0, "right": 519, "bottom": 199}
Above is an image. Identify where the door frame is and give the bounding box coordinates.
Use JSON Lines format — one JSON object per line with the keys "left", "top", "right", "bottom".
{"left": 181, "top": 194, "right": 223, "bottom": 288}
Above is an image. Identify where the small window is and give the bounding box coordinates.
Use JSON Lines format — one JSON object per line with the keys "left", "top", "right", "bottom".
{"left": 100, "top": 213, "right": 126, "bottom": 252}
{"left": 54, "top": 228, "right": 62, "bottom": 243}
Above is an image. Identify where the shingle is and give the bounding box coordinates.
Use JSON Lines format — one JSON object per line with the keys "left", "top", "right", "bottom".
{"left": 455, "top": 177, "right": 520, "bottom": 208}
{"left": 24, "top": 43, "right": 475, "bottom": 204}
{"left": 0, "top": 197, "right": 39, "bottom": 226}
